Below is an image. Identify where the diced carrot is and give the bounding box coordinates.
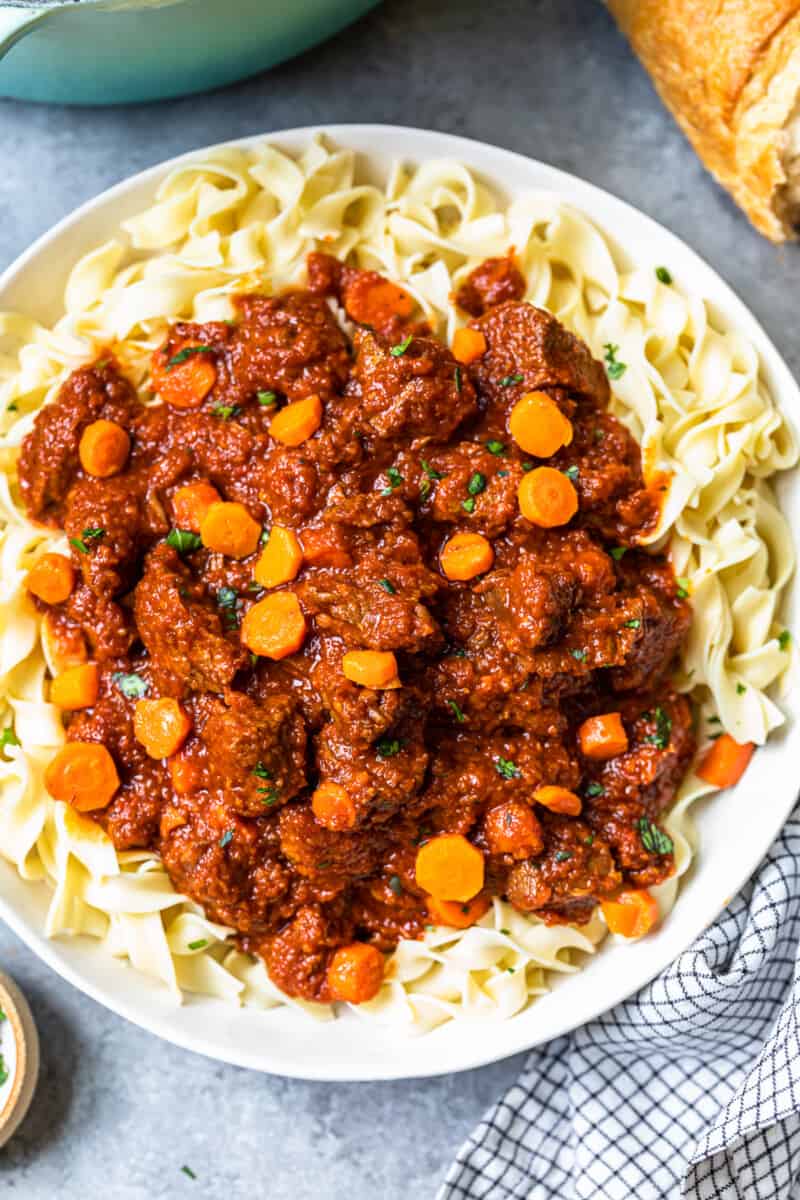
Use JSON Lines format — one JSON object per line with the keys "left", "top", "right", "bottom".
{"left": 578, "top": 713, "right": 629, "bottom": 760}
{"left": 327, "top": 942, "right": 385, "bottom": 1004}
{"left": 152, "top": 341, "right": 217, "bottom": 409}
{"left": 172, "top": 481, "right": 221, "bottom": 533}
{"left": 254, "top": 526, "right": 303, "bottom": 589}
{"left": 50, "top": 663, "right": 99, "bottom": 711}
{"left": 415, "top": 833, "right": 485, "bottom": 902}
{"left": 241, "top": 591, "right": 307, "bottom": 660}
{"left": 696, "top": 734, "right": 754, "bottom": 789}
{"left": 601, "top": 889, "right": 659, "bottom": 938}
{"left": 299, "top": 525, "right": 353, "bottom": 568}
{"left": 533, "top": 785, "right": 582, "bottom": 816}
{"left": 311, "top": 781, "right": 356, "bottom": 831}
{"left": 509, "top": 392, "right": 573, "bottom": 458}
{"left": 343, "top": 277, "right": 414, "bottom": 329}
{"left": 200, "top": 501, "right": 261, "bottom": 559}
{"left": 452, "top": 328, "right": 487, "bottom": 365}
{"left": 78, "top": 419, "right": 130, "bottom": 479}
{"left": 168, "top": 753, "right": 201, "bottom": 797}
{"left": 44, "top": 742, "right": 119, "bottom": 812}
{"left": 440, "top": 532, "right": 494, "bottom": 581}
{"left": 269, "top": 395, "right": 323, "bottom": 447}
{"left": 426, "top": 894, "right": 491, "bottom": 929}
{"left": 160, "top": 806, "right": 188, "bottom": 836}
{"left": 341, "top": 650, "right": 399, "bottom": 689}
{"left": 133, "top": 698, "right": 192, "bottom": 760}
{"left": 518, "top": 466, "right": 578, "bottom": 528}
{"left": 26, "top": 553, "right": 75, "bottom": 605}
{"left": 483, "top": 801, "right": 543, "bottom": 857}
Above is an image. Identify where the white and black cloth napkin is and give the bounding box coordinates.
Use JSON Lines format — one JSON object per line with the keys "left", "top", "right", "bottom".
{"left": 439, "top": 803, "right": 800, "bottom": 1200}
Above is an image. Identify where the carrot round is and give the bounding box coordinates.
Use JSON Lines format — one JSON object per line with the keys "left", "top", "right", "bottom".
{"left": 415, "top": 833, "right": 485, "bottom": 902}
{"left": 533, "top": 785, "right": 582, "bottom": 816}
{"left": 327, "top": 942, "right": 385, "bottom": 1004}
{"left": 78, "top": 419, "right": 130, "bottom": 479}
{"left": 344, "top": 278, "right": 414, "bottom": 329}
{"left": 452, "top": 328, "right": 487, "bottom": 365}
{"left": 578, "top": 713, "right": 629, "bottom": 760}
{"left": 172, "top": 481, "right": 221, "bottom": 533}
{"left": 200, "top": 501, "right": 261, "bottom": 559}
{"left": 440, "top": 532, "right": 494, "bottom": 581}
{"left": 152, "top": 342, "right": 217, "bottom": 409}
{"left": 483, "top": 801, "right": 543, "bottom": 857}
{"left": 26, "top": 553, "right": 75, "bottom": 605}
{"left": 426, "top": 894, "right": 491, "bottom": 929}
{"left": 133, "top": 698, "right": 192, "bottom": 760}
{"left": 241, "top": 591, "right": 307, "bottom": 660}
{"left": 696, "top": 734, "right": 754, "bottom": 789}
{"left": 342, "top": 650, "right": 399, "bottom": 689}
{"left": 269, "top": 394, "right": 323, "bottom": 447}
{"left": 255, "top": 526, "right": 303, "bottom": 589}
{"left": 50, "top": 663, "right": 99, "bottom": 711}
{"left": 44, "top": 742, "right": 119, "bottom": 812}
{"left": 518, "top": 466, "right": 578, "bottom": 528}
{"left": 601, "top": 889, "right": 659, "bottom": 938}
{"left": 509, "top": 392, "right": 573, "bottom": 458}
{"left": 311, "top": 781, "right": 356, "bottom": 831}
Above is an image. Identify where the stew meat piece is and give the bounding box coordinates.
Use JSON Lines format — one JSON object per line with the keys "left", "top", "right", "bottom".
{"left": 19, "top": 252, "right": 694, "bottom": 1004}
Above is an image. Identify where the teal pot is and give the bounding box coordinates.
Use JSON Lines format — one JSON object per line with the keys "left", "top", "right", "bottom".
{"left": 0, "top": 0, "right": 378, "bottom": 105}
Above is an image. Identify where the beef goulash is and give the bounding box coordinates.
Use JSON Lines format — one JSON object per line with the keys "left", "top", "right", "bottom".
{"left": 20, "top": 252, "right": 695, "bottom": 1005}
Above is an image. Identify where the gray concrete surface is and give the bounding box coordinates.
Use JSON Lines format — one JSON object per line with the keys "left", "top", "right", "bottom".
{"left": 0, "top": 1, "right": 797, "bottom": 1196}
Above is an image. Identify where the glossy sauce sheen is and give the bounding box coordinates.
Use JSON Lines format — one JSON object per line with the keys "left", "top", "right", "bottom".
{"left": 18, "top": 254, "right": 694, "bottom": 1002}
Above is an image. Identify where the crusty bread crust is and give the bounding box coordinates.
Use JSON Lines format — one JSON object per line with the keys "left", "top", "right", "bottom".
{"left": 608, "top": 0, "right": 800, "bottom": 240}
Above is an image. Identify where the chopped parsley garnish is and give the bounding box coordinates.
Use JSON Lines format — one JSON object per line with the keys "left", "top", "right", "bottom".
{"left": 644, "top": 705, "right": 672, "bottom": 749}
{"left": 499, "top": 928, "right": 511, "bottom": 936}
{"left": 676, "top": 576, "right": 690, "bottom": 599}
{"left": 166, "top": 345, "right": 214, "bottom": 371}
{"left": 70, "top": 527, "right": 106, "bottom": 555}
{"left": 499, "top": 374, "right": 523, "bottom": 387}
{"left": 257, "top": 390, "right": 277, "bottom": 407}
{"left": 497, "top": 469, "right": 509, "bottom": 478}
{"left": 381, "top": 466, "right": 404, "bottom": 496}
{"left": 638, "top": 816, "right": 673, "bottom": 856}
{"left": 610, "top": 546, "right": 627, "bottom": 561}
{"left": 563, "top": 465, "right": 580, "bottom": 483}
{"left": 736, "top": 683, "right": 747, "bottom": 695}
{"left": 624, "top": 618, "right": 641, "bottom": 629}
{"left": 655, "top": 266, "right": 673, "bottom": 285}
{"left": 585, "top": 782, "right": 605, "bottom": 797}
{"left": 258, "top": 787, "right": 280, "bottom": 806}
{"left": 495, "top": 757, "right": 521, "bottom": 780}
{"left": 378, "top": 578, "right": 396, "bottom": 594}
{"left": 112, "top": 671, "right": 148, "bottom": 699}
{"left": 376, "top": 737, "right": 403, "bottom": 758}
{"left": 467, "top": 471, "right": 486, "bottom": 496}
{"left": 180, "top": 1166, "right": 197, "bottom": 1180}
{"left": 389, "top": 874, "right": 403, "bottom": 896}
{"left": 253, "top": 762, "right": 272, "bottom": 779}
{"left": 594, "top": 428, "right": 604, "bottom": 442}
{"left": 166, "top": 528, "right": 202, "bottom": 555}
{"left": 584, "top": 834, "right": 595, "bottom": 846}
{"left": 603, "top": 343, "right": 627, "bottom": 381}
{"left": 211, "top": 403, "right": 240, "bottom": 420}
{"left": 486, "top": 440, "right": 505, "bottom": 456}
{"left": 555, "top": 851, "right": 573, "bottom": 863}
{"left": 461, "top": 497, "right": 476, "bottom": 514}
{"left": 0, "top": 727, "right": 20, "bottom": 749}
{"left": 521, "top": 461, "right": 534, "bottom": 472}
{"left": 506, "top": 966, "right": 516, "bottom": 974}
{"left": 708, "top": 715, "right": 722, "bottom": 724}
{"left": 187, "top": 939, "right": 207, "bottom": 951}
{"left": 570, "top": 648, "right": 587, "bottom": 662}
{"left": 421, "top": 460, "right": 444, "bottom": 481}
{"left": 446, "top": 699, "right": 467, "bottom": 723}
{"left": 217, "top": 586, "right": 239, "bottom": 629}
{"left": 390, "top": 334, "right": 413, "bottom": 357}
{"left": 779, "top": 629, "right": 792, "bottom": 651}
{"left": 219, "top": 830, "right": 234, "bottom": 849}
{"left": 6, "top": 403, "right": 18, "bottom": 413}
{"left": 454, "top": 366, "right": 462, "bottom": 392}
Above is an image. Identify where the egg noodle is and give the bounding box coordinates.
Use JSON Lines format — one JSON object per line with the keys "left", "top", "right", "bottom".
{"left": 0, "top": 135, "right": 795, "bottom": 1034}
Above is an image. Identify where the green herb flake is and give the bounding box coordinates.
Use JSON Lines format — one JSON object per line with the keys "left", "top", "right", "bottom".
{"left": 499, "top": 928, "right": 511, "bottom": 936}
{"left": 610, "top": 546, "right": 627, "bottom": 561}
{"left": 447, "top": 699, "right": 467, "bottom": 724}
{"left": 585, "top": 782, "right": 605, "bottom": 797}
{"left": 217, "top": 586, "right": 238, "bottom": 608}
{"left": 624, "top": 618, "right": 642, "bottom": 629}
{"left": 486, "top": 439, "right": 505, "bottom": 456}
{"left": 166, "top": 345, "right": 215, "bottom": 372}
{"left": 638, "top": 816, "right": 674, "bottom": 856}
{"left": 708, "top": 731, "right": 723, "bottom": 741}
{"left": 257, "top": 390, "right": 278, "bottom": 407}
{"left": 69, "top": 527, "right": 106, "bottom": 555}
{"left": 388, "top": 874, "right": 403, "bottom": 896}
{"left": 211, "top": 404, "right": 240, "bottom": 421}
{"left": 454, "top": 366, "right": 462, "bottom": 392}
{"left": 421, "top": 460, "right": 444, "bottom": 482}
{"left": 180, "top": 1166, "right": 197, "bottom": 1180}
{"left": 467, "top": 471, "right": 487, "bottom": 497}
{"left": 708, "top": 715, "right": 722, "bottom": 725}
{"left": 461, "top": 497, "right": 476, "bottom": 514}
{"left": 112, "top": 671, "right": 149, "bottom": 699}
{"left": 555, "top": 850, "right": 573, "bottom": 863}
{"left": 506, "top": 966, "right": 516, "bottom": 974}
{"left": 258, "top": 787, "right": 280, "bottom": 806}
{"left": 378, "top": 578, "right": 396, "bottom": 594}
{"left": 499, "top": 374, "right": 523, "bottom": 388}
{"left": 495, "top": 756, "right": 521, "bottom": 780}
{"left": 563, "top": 465, "right": 580, "bottom": 483}
{"left": 570, "top": 648, "right": 587, "bottom": 662}
{"left": 376, "top": 737, "right": 403, "bottom": 759}
{"left": 779, "top": 629, "right": 792, "bottom": 651}
{"left": 219, "top": 830, "right": 234, "bottom": 849}
{"left": 603, "top": 343, "right": 627, "bottom": 381}
{"left": 736, "top": 683, "right": 747, "bottom": 695}
{"left": 676, "top": 576, "right": 691, "bottom": 599}
{"left": 187, "top": 939, "right": 208, "bottom": 951}
{"left": 0, "top": 728, "right": 19, "bottom": 749}
{"left": 521, "top": 461, "right": 534, "bottom": 473}
{"left": 644, "top": 705, "right": 672, "bottom": 750}
{"left": 6, "top": 403, "right": 18, "bottom": 413}
{"left": 594, "top": 428, "right": 604, "bottom": 443}
{"left": 253, "top": 762, "right": 272, "bottom": 780}
{"left": 390, "top": 334, "right": 413, "bottom": 357}
{"left": 381, "top": 466, "right": 404, "bottom": 496}
{"left": 166, "top": 528, "right": 203, "bottom": 555}
{"left": 497, "top": 469, "right": 509, "bottom": 478}
{"left": 655, "top": 266, "right": 673, "bottom": 285}
{"left": 584, "top": 834, "right": 595, "bottom": 846}
{"left": 317, "top": 860, "right": 332, "bottom": 870}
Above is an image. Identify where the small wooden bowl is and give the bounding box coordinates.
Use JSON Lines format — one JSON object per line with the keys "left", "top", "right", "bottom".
{"left": 0, "top": 971, "right": 39, "bottom": 1147}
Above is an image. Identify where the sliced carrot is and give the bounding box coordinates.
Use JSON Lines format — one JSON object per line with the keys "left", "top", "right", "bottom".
{"left": 269, "top": 394, "right": 323, "bottom": 447}
{"left": 509, "top": 392, "right": 573, "bottom": 458}
{"left": 152, "top": 342, "right": 217, "bottom": 409}
{"left": 696, "top": 734, "right": 754, "bottom": 789}
{"left": 426, "top": 894, "right": 491, "bottom": 929}
{"left": 168, "top": 753, "right": 201, "bottom": 797}
{"left": 78, "top": 419, "right": 130, "bottom": 479}
{"left": 342, "top": 650, "right": 399, "bottom": 689}
{"left": 452, "top": 328, "right": 487, "bottom": 365}
{"left": 241, "top": 591, "right": 307, "bottom": 660}
{"left": 440, "top": 532, "right": 494, "bottom": 581}
{"left": 300, "top": 525, "right": 353, "bottom": 568}
{"left": 255, "top": 526, "right": 303, "bottom": 589}
{"left": 50, "top": 663, "right": 99, "bottom": 711}
{"left": 343, "top": 277, "right": 414, "bottom": 329}
{"left": 133, "top": 698, "right": 192, "bottom": 760}
{"left": 601, "top": 889, "right": 659, "bottom": 938}
{"left": 26, "top": 553, "right": 75, "bottom": 605}
{"left": 200, "top": 501, "right": 261, "bottom": 559}
{"left": 483, "top": 801, "right": 543, "bottom": 857}
{"left": 533, "top": 785, "right": 582, "bottom": 816}
{"left": 44, "top": 742, "right": 119, "bottom": 812}
{"left": 311, "top": 781, "right": 356, "bottom": 831}
{"left": 578, "top": 713, "right": 629, "bottom": 760}
{"left": 327, "top": 942, "right": 385, "bottom": 1004}
{"left": 518, "top": 466, "right": 578, "bottom": 528}
{"left": 415, "top": 833, "right": 485, "bottom": 902}
{"left": 172, "top": 481, "right": 221, "bottom": 533}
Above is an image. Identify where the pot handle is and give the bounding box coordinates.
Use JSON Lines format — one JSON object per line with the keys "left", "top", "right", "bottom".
{"left": 0, "top": 8, "right": 51, "bottom": 61}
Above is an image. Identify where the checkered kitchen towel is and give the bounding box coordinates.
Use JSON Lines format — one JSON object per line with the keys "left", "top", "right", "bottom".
{"left": 440, "top": 803, "right": 800, "bottom": 1200}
